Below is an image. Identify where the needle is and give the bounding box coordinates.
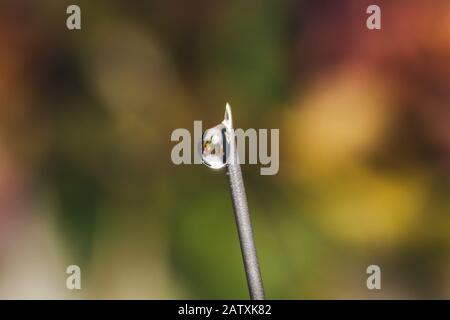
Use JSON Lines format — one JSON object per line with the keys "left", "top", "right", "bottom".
{"left": 222, "top": 103, "right": 265, "bottom": 300}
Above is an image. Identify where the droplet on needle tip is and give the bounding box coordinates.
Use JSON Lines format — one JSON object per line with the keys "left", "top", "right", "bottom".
{"left": 201, "top": 103, "right": 233, "bottom": 169}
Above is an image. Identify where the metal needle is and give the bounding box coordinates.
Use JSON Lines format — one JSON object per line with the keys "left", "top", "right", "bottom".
{"left": 223, "top": 103, "right": 265, "bottom": 300}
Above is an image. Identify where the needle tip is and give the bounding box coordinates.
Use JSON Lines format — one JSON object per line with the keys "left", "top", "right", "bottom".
{"left": 225, "top": 102, "right": 231, "bottom": 116}
{"left": 223, "top": 102, "right": 233, "bottom": 129}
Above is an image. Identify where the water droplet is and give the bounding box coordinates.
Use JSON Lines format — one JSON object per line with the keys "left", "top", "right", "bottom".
{"left": 202, "top": 123, "right": 230, "bottom": 169}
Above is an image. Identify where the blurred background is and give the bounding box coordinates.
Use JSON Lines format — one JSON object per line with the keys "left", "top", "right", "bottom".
{"left": 0, "top": 0, "right": 449, "bottom": 299}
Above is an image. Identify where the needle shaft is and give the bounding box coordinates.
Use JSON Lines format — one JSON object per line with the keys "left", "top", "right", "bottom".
{"left": 227, "top": 150, "right": 265, "bottom": 300}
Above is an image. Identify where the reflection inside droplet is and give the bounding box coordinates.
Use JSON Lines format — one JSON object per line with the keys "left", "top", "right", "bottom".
{"left": 202, "top": 123, "right": 229, "bottom": 169}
